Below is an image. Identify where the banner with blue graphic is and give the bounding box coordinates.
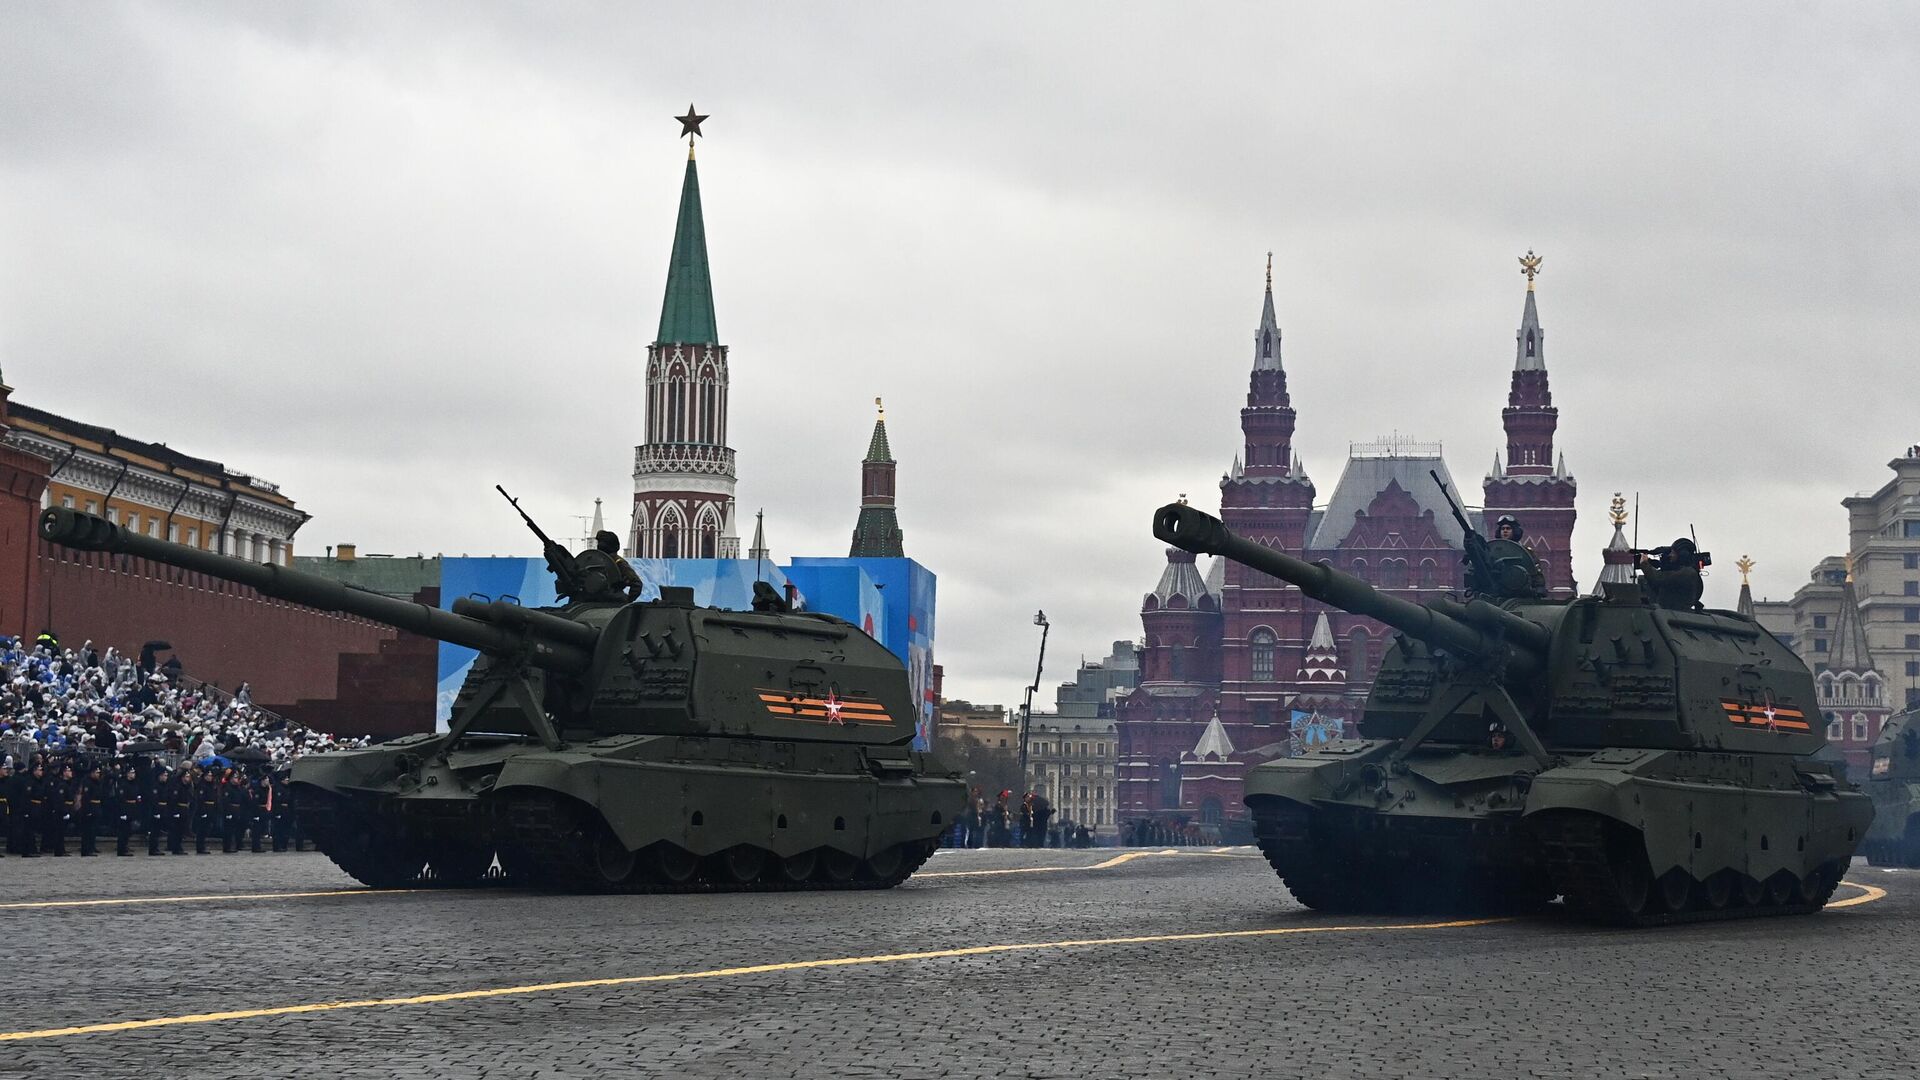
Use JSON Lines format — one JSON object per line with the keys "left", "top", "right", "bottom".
{"left": 436, "top": 556, "right": 930, "bottom": 749}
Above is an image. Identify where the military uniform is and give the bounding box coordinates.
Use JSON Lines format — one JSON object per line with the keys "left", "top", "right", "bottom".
{"left": 194, "top": 774, "right": 222, "bottom": 854}
{"left": 0, "top": 764, "right": 12, "bottom": 857}
{"left": 111, "top": 767, "right": 144, "bottom": 856}
{"left": 74, "top": 767, "right": 103, "bottom": 856}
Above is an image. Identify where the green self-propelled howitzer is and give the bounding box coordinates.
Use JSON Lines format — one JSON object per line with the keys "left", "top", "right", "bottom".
{"left": 1152, "top": 501, "right": 1871, "bottom": 926}
{"left": 1863, "top": 708, "right": 1920, "bottom": 867}
{"left": 40, "top": 506, "right": 964, "bottom": 893}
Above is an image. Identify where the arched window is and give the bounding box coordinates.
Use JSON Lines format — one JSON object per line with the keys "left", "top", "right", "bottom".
{"left": 1160, "top": 759, "right": 1180, "bottom": 809}
{"left": 1383, "top": 558, "right": 1408, "bottom": 588}
{"left": 660, "top": 509, "right": 683, "bottom": 559}
{"left": 1200, "top": 798, "right": 1224, "bottom": 825}
{"left": 1419, "top": 559, "right": 1437, "bottom": 588}
{"left": 1852, "top": 714, "right": 1870, "bottom": 742}
{"left": 1826, "top": 712, "right": 1844, "bottom": 741}
{"left": 1347, "top": 628, "right": 1370, "bottom": 680}
{"left": 1250, "top": 628, "right": 1276, "bottom": 681}
{"left": 1170, "top": 648, "right": 1186, "bottom": 679}
{"left": 1351, "top": 558, "right": 1368, "bottom": 576}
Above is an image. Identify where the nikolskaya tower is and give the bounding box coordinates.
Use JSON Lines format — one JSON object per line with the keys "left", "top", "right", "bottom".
{"left": 630, "top": 105, "right": 740, "bottom": 559}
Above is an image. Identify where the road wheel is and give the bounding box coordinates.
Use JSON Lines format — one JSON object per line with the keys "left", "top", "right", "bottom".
{"left": 1797, "top": 862, "right": 1842, "bottom": 907}
{"left": 653, "top": 843, "right": 700, "bottom": 886}
{"left": 820, "top": 849, "right": 858, "bottom": 883}
{"left": 778, "top": 850, "right": 818, "bottom": 883}
{"left": 1604, "top": 827, "right": 1654, "bottom": 918}
{"left": 715, "top": 845, "right": 766, "bottom": 884}
{"left": 1764, "top": 872, "right": 1796, "bottom": 907}
{"left": 1736, "top": 875, "right": 1766, "bottom": 907}
{"left": 592, "top": 830, "right": 638, "bottom": 887}
{"left": 1656, "top": 869, "right": 1694, "bottom": 914}
{"left": 1700, "top": 870, "right": 1734, "bottom": 911}
{"left": 863, "top": 844, "right": 905, "bottom": 881}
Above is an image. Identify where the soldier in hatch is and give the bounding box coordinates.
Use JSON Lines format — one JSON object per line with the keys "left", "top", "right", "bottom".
{"left": 1464, "top": 515, "right": 1547, "bottom": 600}
{"left": 1637, "top": 538, "right": 1708, "bottom": 611}
{"left": 596, "top": 531, "right": 645, "bottom": 603}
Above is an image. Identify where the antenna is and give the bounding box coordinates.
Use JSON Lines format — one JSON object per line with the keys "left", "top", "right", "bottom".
{"left": 1632, "top": 493, "right": 1640, "bottom": 551}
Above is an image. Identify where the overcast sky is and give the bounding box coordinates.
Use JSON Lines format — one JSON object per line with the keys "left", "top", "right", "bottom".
{"left": 2, "top": 3, "right": 1916, "bottom": 708}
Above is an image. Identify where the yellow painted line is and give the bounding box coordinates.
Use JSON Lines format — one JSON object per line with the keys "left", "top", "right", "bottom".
{"left": 1829, "top": 881, "right": 1887, "bottom": 909}
{"left": 0, "top": 916, "right": 1505, "bottom": 1042}
{"left": 918, "top": 850, "right": 1175, "bottom": 877}
{"left": 0, "top": 888, "right": 416, "bottom": 911}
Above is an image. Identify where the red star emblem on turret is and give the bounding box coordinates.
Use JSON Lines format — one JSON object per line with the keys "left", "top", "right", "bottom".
{"left": 824, "top": 690, "right": 845, "bottom": 725}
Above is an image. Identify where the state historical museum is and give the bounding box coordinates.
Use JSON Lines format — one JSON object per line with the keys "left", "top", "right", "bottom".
{"left": 1117, "top": 258, "right": 1578, "bottom": 834}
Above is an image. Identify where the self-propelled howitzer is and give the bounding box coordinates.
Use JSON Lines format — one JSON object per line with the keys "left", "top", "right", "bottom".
{"left": 1152, "top": 502, "right": 1871, "bottom": 926}
{"left": 41, "top": 507, "right": 964, "bottom": 893}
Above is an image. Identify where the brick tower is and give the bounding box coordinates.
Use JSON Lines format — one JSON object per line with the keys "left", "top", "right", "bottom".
{"left": 1482, "top": 251, "right": 1576, "bottom": 594}
{"left": 631, "top": 110, "right": 739, "bottom": 559}
{"left": 1216, "top": 255, "right": 1316, "bottom": 731}
{"left": 849, "top": 399, "right": 905, "bottom": 557}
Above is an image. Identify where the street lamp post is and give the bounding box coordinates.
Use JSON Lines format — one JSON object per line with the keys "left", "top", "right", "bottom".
{"left": 1017, "top": 609, "right": 1050, "bottom": 802}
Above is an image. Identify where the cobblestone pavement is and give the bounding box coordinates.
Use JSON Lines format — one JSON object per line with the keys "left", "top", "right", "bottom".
{"left": 0, "top": 847, "right": 1911, "bottom": 1079}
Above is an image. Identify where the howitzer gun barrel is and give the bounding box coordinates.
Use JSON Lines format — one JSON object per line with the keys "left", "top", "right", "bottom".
{"left": 39, "top": 508, "right": 592, "bottom": 673}
{"left": 1153, "top": 503, "right": 1541, "bottom": 672}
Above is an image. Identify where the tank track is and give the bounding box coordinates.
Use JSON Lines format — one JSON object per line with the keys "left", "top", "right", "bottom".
{"left": 1532, "top": 812, "right": 1842, "bottom": 927}
{"left": 1250, "top": 802, "right": 1551, "bottom": 915}
{"left": 497, "top": 794, "right": 937, "bottom": 895}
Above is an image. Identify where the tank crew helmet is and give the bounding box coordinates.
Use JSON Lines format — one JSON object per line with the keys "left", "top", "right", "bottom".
{"left": 1670, "top": 537, "right": 1696, "bottom": 556}
{"left": 595, "top": 531, "right": 622, "bottom": 554}
{"left": 1494, "top": 515, "right": 1524, "bottom": 541}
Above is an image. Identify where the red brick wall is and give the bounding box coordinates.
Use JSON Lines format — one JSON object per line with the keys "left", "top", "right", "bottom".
{"left": 0, "top": 444, "right": 51, "bottom": 637}
{"left": 36, "top": 541, "right": 396, "bottom": 708}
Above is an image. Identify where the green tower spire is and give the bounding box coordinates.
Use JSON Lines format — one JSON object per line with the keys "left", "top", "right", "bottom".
{"left": 657, "top": 148, "right": 718, "bottom": 346}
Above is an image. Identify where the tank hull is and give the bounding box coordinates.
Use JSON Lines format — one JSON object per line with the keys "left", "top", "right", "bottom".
{"left": 1862, "top": 780, "right": 1920, "bottom": 867}
{"left": 1244, "top": 740, "right": 1872, "bottom": 925}
{"left": 292, "top": 734, "right": 966, "bottom": 892}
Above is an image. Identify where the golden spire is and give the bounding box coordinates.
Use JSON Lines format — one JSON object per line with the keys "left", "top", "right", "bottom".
{"left": 1844, "top": 553, "right": 1856, "bottom": 583}
{"left": 1736, "top": 555, "right": 1755, "bottom": 587}
{"left": 1177, "top": 493, "right": 1189, "bottom": 506}
{"left": 1609, "top": 492, "right": 1627, "bottom": 526}
{"left": 875, "top": 396, "right": 885, "bottom": 421}
{"left": 1519, "top": 249, "right": 1543, "bottom": 291}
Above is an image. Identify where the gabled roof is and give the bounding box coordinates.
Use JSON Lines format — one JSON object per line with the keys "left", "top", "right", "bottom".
{"left": 1308, "top": 450, "right": 1468, "bottom": 551}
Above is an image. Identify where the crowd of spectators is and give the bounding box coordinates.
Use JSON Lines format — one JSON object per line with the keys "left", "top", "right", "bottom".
{"left": 0, "top": 631, "right": 366, "bottom": 858}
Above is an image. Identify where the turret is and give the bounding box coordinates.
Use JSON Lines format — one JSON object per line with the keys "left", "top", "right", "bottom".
{"left": 1154, "top": 502, "right": 1547, "bottom": 672}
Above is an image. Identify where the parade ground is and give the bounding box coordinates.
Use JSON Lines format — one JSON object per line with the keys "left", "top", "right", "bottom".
{"left": 0, "top": 848, "right": 1910, "bottom": 1080}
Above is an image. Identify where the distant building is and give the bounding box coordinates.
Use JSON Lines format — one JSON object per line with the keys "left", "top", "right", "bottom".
{"left": 1764, "top": 446, "right": 1920, "bottom": 774}
{"left": 7, "top": 398, "right": 305, "bottom": 562}
{"left": 0, "top": 376, "right": 405, "bottom": 735}
{"left": 1116, "top": 258, "right": 1579, "bottom": 832}
{"left": 1022, "top": 642, "right": 1139, "bottom": 838}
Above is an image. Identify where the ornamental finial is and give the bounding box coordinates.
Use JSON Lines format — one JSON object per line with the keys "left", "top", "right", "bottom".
{"left": 1519, "top": 249, "right": 1543, "bottom": 291}
{"left": 1265, "top": 251, "right": 1273, "bottom": 290}
{"left": 1844, "top": 553, "right": 1856, "bottom": 584}
{"left": 875, "top": 396, "right": 885, "bottom": 421}
{"left": 1609, "top": 493, "right": 1627, "bottom": 526}
{"left": 1736, "top": 555, "right": 1756, "bottom": 587}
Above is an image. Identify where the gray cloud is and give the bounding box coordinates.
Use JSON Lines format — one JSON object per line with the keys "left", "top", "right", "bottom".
{"left": 2, "top": 3, "right": 1915, "bottom": 707}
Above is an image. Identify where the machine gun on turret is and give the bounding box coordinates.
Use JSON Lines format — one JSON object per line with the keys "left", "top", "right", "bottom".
{"left": 1430, "top": 470, "right": 1500, "bottom": 597}
{"left": 496, "top": 485, "right": 592, "bottom": 601}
